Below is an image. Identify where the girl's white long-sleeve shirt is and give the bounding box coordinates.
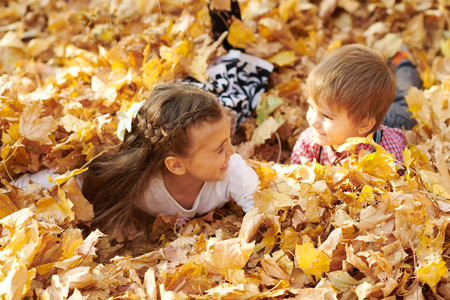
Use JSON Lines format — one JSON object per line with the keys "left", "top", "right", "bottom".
{"left": 13, "top": 153, "right": 259, "bottom": 222}
{"left": 136, "top": 153, "right": 258, "bottom": 220}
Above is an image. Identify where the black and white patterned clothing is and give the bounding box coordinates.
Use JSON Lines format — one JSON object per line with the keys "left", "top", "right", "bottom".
{"left": 182, "top": 50, "right": 274, "bottom": 126}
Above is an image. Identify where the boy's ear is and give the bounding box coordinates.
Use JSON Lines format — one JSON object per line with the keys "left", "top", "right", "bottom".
{"left": 165, "top": 156, "right": 186, "bottom": 176}
{"left": 358, "top": 117, "right": 376, "bottom": 135}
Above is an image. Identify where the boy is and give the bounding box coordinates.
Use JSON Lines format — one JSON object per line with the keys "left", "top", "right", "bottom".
{"left": 291, "top": 44, "right": 408, "bottom": 166}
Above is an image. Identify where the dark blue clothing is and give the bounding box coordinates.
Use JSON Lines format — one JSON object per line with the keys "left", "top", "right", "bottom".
{"left": 383, "top": 60, "right": 423, "bottom": 130}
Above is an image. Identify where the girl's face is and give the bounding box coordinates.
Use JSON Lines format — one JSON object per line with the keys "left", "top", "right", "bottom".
{"left": 306, "top": 98, "right": 365, "bottom": 146}
{"left": 183, "top": 114, "right": 236, "bottom": 183}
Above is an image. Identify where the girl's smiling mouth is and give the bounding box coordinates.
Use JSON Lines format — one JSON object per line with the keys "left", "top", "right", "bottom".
{"left": 220, "top": 161, "right": 229, "bottom": 171}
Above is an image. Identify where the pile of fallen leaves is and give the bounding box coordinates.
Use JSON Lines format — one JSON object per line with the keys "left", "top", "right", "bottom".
{"left": 1, "top": 0, "right": 450, "bottom": 298}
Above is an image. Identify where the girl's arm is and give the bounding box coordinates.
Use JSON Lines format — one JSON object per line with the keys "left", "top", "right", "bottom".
{"left": 13, "top": 168, "right": 60, "bottom": 190}
{"left": 227, "top": 154, "right": 259, "bottom": 212}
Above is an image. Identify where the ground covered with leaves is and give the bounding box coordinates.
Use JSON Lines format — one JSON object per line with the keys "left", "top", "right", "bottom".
{"left": 1, "top": 0, "right": 450, "bottom": 299}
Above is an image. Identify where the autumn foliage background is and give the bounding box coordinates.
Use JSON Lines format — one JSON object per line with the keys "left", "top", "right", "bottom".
{"left": 1, "top": 0, "right": 450, "bottom": 299}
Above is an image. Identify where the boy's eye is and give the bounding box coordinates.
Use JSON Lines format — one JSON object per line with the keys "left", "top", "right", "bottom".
{"left": 324, "top": 114, "right": 333, "bottom": 120}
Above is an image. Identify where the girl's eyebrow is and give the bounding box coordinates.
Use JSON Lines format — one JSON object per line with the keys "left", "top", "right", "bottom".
{"left": 213, "top": 139, "right": 227, "bottom": 152}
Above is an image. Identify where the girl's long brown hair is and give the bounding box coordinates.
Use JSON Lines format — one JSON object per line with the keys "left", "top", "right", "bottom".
{"left": 82, "top": 83, "right": 229, "bottom": 240}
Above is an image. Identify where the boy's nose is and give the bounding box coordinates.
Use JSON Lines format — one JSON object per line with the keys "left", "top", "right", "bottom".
{"left": 307, "top": 108, "right": 321, "bottom": 129}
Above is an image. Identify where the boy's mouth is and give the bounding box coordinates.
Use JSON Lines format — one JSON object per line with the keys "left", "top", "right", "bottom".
{"left": 312, "top": 129, "right": 326, "bottom": 136}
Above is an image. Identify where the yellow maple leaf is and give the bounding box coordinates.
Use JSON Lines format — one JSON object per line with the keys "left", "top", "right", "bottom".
{"left": 227, "top": 19, "right": 255, "bottom": 49}
{"left": 358, "top": 185, "right": 374, "bottom": 203}
{"left": 279, "top": 0, "right": 297, "bottom": 21}
{"left": 404, "top": 86, "right": 431, "bottom": 127}
{"left": 295, "top": 242, "right": 331, "bottom": 279}
{"left": 420, "top": 66, "right": 436, "bottom": 89}
{"left": 417, "top": 259, "right": 448, "bottom": 287}
{"left": 51, "top": 167, "right": 88, "bottom": 186}
{"left": 254, "top": 164, "right": 276, "bottom": 188}
{"left": 60, "top": 227, "right": 84, "bottom": 260}
{"left": 32, "top": 194, "right": 74, "bottom": 225}
{"left": 267, "top": 51, "right": 297, "bottom": 67}
{"left": 403, "top": 145, "right": 433, "bottom": 172}
{"left": 1, "top": 123, "right": 21, "bottom": 146}
{"left": 142, "top": 56, "right": 162, "bottom": 90}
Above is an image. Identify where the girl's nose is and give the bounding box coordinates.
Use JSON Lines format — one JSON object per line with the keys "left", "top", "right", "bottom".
{"left": 226, "top": 141, "right": 236, "bottom": 156}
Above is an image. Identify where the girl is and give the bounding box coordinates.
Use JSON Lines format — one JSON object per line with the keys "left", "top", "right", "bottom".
{"left": 84, "top": 83, "right": 258, "bottom": 238}
{"left": 14, "top": 83, "right": 259, "bottom": 239}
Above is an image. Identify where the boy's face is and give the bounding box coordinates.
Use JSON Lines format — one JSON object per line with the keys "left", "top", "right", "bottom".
{"left": 306, "top": 98, "right": 367, "bottom": 146}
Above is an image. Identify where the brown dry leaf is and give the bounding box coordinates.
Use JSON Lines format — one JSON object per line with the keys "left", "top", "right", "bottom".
{"left": 0, "top": 260, "right": 34, "bottom": 300}
{"left": 0, "top": 187, "right": 24, "bottom": 219}
{"left": 239, "top": 208, "right": 266, "bottom": 243}
{"left": 189, "top": 33, "right": 227, "bottom": 82}
{"left": 143, "top": 268, "right": 157, "bottom": 299}
{"left": 205, "top": 283, "right": 260, "bottom": 298}
{"left": 291, "top": 287, "right": 337, "bottom": 299}
{"left": 209, "top": 0, "right": 231, "bottom": 11}
{"left": 251, "top": 116, "right": 284, "bottom": 145}
{"left": 204, "top": 237, "right": 255, "bottom": 275}
{"left": 61, "top": 177, "right": 94, "bottom": 223}
{"left": 403, "top": 13, "right": 426, "bottom": 50}
{"left": 18, "top": 101, "right": 56, "bottom": 144}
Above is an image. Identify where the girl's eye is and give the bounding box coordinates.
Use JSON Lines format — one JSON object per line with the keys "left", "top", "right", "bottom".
{"left": 324, "top": 114, "right": 333, "bottom": 120}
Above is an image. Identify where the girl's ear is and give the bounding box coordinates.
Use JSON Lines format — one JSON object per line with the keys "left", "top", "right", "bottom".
{"left": 358, "top": 117, "right": 376, "bottom": 135}
{"left": 165, "top": 156, "right": 186, "bottom": 175}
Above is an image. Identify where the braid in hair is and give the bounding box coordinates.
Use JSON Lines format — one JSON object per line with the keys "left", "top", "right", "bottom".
{"left": 136, "top": 115, "right": 168, "bottom": 144}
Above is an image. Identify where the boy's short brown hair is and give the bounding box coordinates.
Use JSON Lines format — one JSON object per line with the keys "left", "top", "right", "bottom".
{"left": 306, "top": 44, "right": 396, "bottom": 134}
